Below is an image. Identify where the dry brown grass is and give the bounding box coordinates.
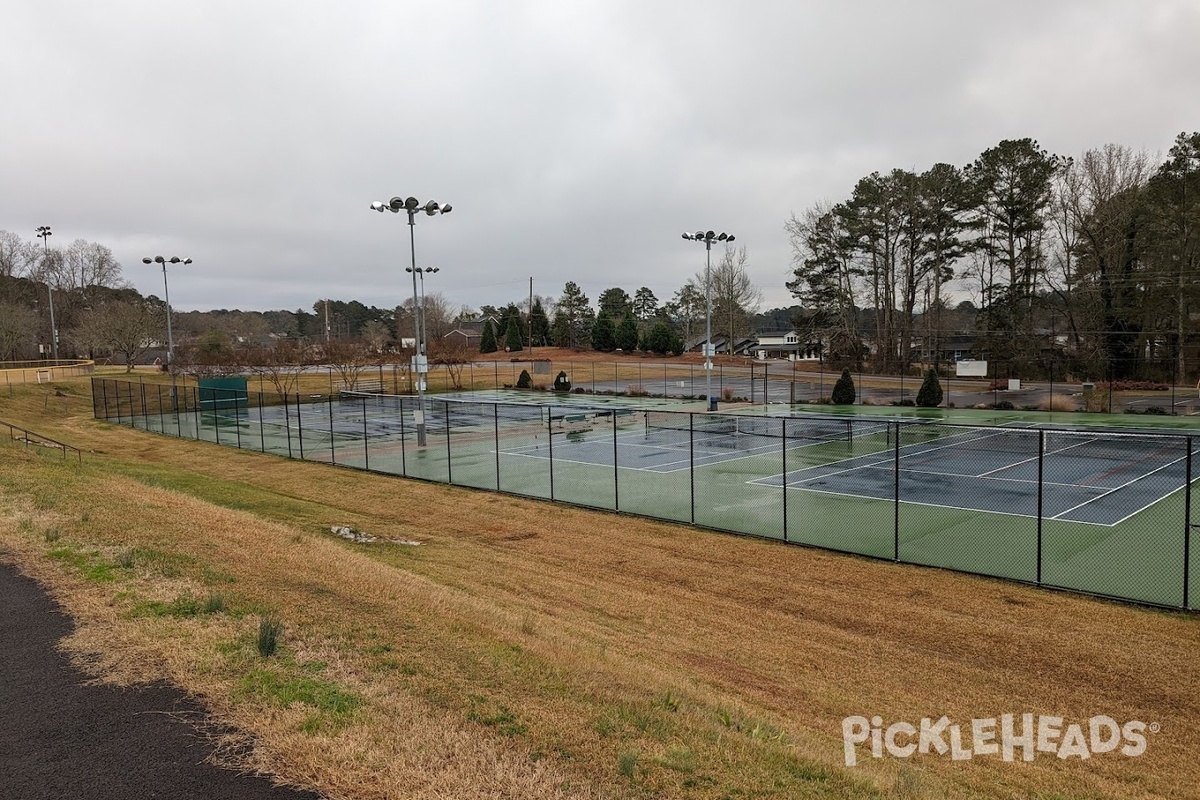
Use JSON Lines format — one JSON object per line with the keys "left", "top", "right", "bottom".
{"left": 1, "top": 377, "right": 1198, "bottom": 799}
{"left": 1039, "top": 394, "right": 1080, "bottom": 412}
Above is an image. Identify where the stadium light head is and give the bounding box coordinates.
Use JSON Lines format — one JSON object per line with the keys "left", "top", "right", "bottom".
{"left": 388, "top": 196, "right": 406, "bottom": 212}
{"left": 169, "top": 256, "right": 182, "bottom": 264}
{"left": 681, "top": 232, "right": 690, "bottom": 240}
{"left": 705, "top": 230, "right": 715, "bottom": 240}
{"left": 424, "top": 200, "right": 440, "bottom": 215}
{"left": 727, "top": 235, "right": 735, "bottom": 242}
{"left": 717, "top": 232, "right": 728, "bottom": 241}
{"left": 154, "top": 256, "right": 166, "bottom": 264}
{"left": 404, "top": 196, "right": 420, "bottom": 211}
{"left": 142, "top": 257, "right": 152, "bottom": 264}
{"left": 693, "top": 230, "right": 704, "bottom": 238}
{"left": 182, "top": 258, "right": 193, "bottom": 265}
{"left": 370, "top": 201, "right": 386, "bottom": 212}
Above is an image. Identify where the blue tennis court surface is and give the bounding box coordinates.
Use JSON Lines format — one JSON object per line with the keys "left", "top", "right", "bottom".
{"left": 751, "top": 427, "right": 1192, "bottom": 526}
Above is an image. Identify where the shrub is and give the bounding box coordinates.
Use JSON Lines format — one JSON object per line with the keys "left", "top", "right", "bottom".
{"left": 915, "top": 368, "right": 943, "bottom": 408}
{"left": 991, "top": 400, "right": 1015, "bottom": 410}
{"left": 721, "top": 387, "right": 735, "bottom": 401}
{"left": 627, "top": 385, "right": 648, "bottom": 397}
{"left": 1145, "top": 406, "right": 1169, "bottom": 415}
{"left": 892, "top": 399, "right": 916, "bottom": 407}
{"left": 1039, "top": 395, "right": 1078, "bottom": 412}
{"left": 831, "top": 369, "right": 856, "bottom": 405}
{"left": 516, "top": 369, "right": 532, "bottom": 389}
{"left": 553, "top": 370, "right": 571, "bottom": 391}
{"left": 571, "top": 387, "right": 586, "bottom": 394}
{"left": 1081, "top": 387, "right": 1109, "bottom": 413}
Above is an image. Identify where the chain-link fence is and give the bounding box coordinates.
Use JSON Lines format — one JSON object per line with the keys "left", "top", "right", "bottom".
{"left": 93, "top": 376, "right": 1198, "bottom": 610}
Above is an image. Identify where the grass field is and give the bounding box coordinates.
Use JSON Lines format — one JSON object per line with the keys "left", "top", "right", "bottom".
{"left": 2, "top": 376, "right": 1200, "bottom": 799}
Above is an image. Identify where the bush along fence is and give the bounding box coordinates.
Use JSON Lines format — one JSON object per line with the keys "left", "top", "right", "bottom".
{"left": 92, "top": 376, "right": 1198, "bottom": 611}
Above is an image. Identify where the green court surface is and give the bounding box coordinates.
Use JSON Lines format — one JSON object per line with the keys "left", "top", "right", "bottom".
{"left": 92, "top": 378, "right": 1199, "bottom": 611}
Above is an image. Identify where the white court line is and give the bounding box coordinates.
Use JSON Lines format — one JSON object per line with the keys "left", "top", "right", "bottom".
{"left": 748, "top": 479, "right": 1113, "bottom": 527}
{"left": 1049, "top": 451, "right": 1187, "bottom": 520}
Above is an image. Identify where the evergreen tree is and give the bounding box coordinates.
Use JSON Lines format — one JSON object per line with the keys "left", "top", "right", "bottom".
{"left": 479, "top": 318, "right": 498, "bottom": 354}
{"left": 553, "top": 370, "right": 571, "bottom": 391}
{"left": 831, "top": 368, "right": 856, "bottom": 404}
{"left": 516, "top": 368, "right": 532, "bottom": 389}
{"left": 590, "top": 311, "right": 616, "bottom": 351}
{"left": 615, "top": 314, "right": 639, "bottom": 351}
{"left": 550, "top": 311, "right": 572, "bottom": 347}
{"left": 916, "top": 368, "right": 943, "bottom": 407}
{"left": 598, "top": 287, "right": 633, "bottom": 319}
{"left": 529, "top": 298, "right": 551, "bottom": 346}
{"left": 644, "top": 321, "right": 675, "bottom": 355}
{"left": 505, "top": 316, "right": 523, "bottom": 352}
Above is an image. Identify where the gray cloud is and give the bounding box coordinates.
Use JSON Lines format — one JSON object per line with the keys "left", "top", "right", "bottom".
{"left": 3, "top": 0, "right": 1198, "bottom": 314}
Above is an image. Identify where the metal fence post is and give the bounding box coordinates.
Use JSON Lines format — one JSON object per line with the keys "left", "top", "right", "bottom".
{"left": 328, "top": 395, "right": 336, "bottom": 464}
{"left": 1037, "top": 429, "right": 1045, "bottom": 585}
{"left": 893, "top": 421, "right": 900, "bottom": 561}
{"left": 782, "top": 417, "right": 788, "bottom": 543}
{"left": 399, "top": 396, "right": 408, "bottom": 476}
{"left": 296, "top": 393, "right": 305, "bottom": 459}
{"left": 233, "top": 390, "right": 243, "bottom": 449}
{"left": 547, "top": 407, "right": 555, "bottom": 500}
{"left": 494, "top": 403, "right": 501, "bottom": 491}
{"left": 284, "top": 392, "right": 293, "bottom": 458}
{"left": 259, "top": 392, "right": 266, "bottom": 453}
{"left": 156, "top": 384, "right": 165, "bottom": 433}
{"left": 689, "top": 412, "right": 695, "bottom": 525}
{"left": 1185, "top": 436, "right": 1193, "bottom": 609}
{"left": 362, "top": 394, "right": 370, "bottom": 470}
{"left": 613, "top": 410, "right": 619, "bottom": 510}
{"left": 445, "top": 400, "right": 453, "bottom": 485}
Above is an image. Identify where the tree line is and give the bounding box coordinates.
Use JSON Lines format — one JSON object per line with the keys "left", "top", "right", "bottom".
{"left": 786, "top": 132, "right": 1200, "bottom": 380}
{"left": 0, "top": 229, "right": 765, "bottom": 363}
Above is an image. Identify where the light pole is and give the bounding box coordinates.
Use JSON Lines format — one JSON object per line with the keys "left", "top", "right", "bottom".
{"left": 142, "top": 255, "right": 192, "bottom": 406}
{"left": 407, "top": 266, "right": 440, "bottom": 362}
{"left": 682, "top": 230, "right": 734, "bottom": 411}
{"left": 35, "top": 226, "right": 58, "bottom": 361}
{"left": 370, "top": 196, "right": 452, "bottom": 447}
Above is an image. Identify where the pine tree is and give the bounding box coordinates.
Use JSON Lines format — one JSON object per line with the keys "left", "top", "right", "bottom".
{"left": 479, "top": 318, "right": 497, "bottom": 354}
{"left": 831, "top": 368, "right": 856, "bottom": 404}
{"left": 615, "top": 314, "right": 639, "bottom": 351}
{"left": 530, "top": 298, "right": 551, "bottom": 346}
{"left": 516, "top": 369, "right": 532, "bottom": 389}
{"left": 591, "top": 311, "right": 616, "bottom": 352}
{"left": 505, "top": 317, "right": 523, "bottom": 352}
{"left": 916, "top": 368, "right": 943, "bottom": 407}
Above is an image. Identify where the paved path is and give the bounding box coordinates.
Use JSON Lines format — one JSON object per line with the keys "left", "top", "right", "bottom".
{"left": 0, "top": 561, "right": 324, "bottom": 800}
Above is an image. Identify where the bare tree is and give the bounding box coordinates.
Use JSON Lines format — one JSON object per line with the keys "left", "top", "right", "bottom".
{"left": 324, "top": 338, "right": 373, "bottom": 391}
{"left": 245, "top": 340, "right": 308, "bottom": 398}
{"left": 427, "top": 337, "right": 472, "bottom": 390}
{"left": 62, "top": 239, "right": 126, "bottom": 292}
{"left": 695, "top": 245, "right": 762, "bottom": 351}
{"left": 360, "top": 319, "right": 391, "bottom": 353}
{"left": 0, "top": 303, "right": 39, "bottom": 359}
{"left": 0, "top": 231, "right": 40, "bottom": 279}
{"left": 78, "top": 300, "right": 158, "bottom": 371}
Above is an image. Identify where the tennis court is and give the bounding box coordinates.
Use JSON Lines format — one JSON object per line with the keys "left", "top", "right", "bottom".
{"left": 92, "top": 378, "right": 1200, "bottom": 610}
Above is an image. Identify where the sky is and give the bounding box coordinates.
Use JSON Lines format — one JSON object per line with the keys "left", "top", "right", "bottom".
{"left": 3, "top": 0, "right": 1199, "bottom": 317}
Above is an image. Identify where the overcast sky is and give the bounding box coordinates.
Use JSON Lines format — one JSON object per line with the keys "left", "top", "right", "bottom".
{"left": 3, "top": 0, "right": 1198, "bottom": 317}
